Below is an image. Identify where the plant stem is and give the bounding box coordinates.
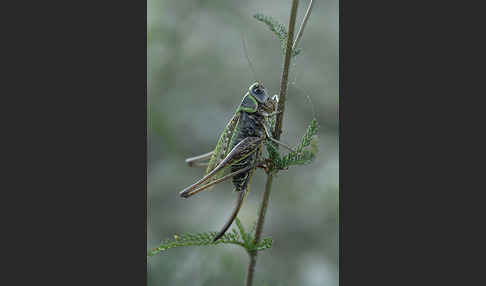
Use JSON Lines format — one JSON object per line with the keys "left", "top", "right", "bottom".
{"left": 273, "top": 0, "right": 300, "bottom": 141}
{"left": 245, "top": 0, "right": 300, "bottom": 285}
{"left": 246, "top": 172, "right": 275, "bottom": 286}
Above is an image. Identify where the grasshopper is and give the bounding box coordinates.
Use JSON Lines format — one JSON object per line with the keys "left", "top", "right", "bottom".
{"left": 179, "top": 81, "right": 294, "bottom": 241}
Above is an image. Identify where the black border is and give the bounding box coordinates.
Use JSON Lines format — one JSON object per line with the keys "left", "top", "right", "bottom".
{"left": 10, "top": 1, "right": 148, "bottom": 285}
{"left": 339, "top": 0, "right": 477, "bottom": 284}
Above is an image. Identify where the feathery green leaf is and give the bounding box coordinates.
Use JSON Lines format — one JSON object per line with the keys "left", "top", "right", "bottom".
{"left": 265, "top": 118, "right": 319, "bottom": 170}
{"left": 148, "top": 220, "right": 274, "bottom": 257}
{"left": 253, "top": 13, "right": 301, "bottom": 57}
{"left": 235, "top": 217, "right": 250, "bottom": 246}
{"left": 148, "top": 231, "right": 244, "bottom": 256}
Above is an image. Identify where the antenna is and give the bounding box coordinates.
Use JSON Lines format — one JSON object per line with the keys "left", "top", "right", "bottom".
{"left": 240, "top": 32, "right": 258, "bottom": 82}
{"left": 288, "top": 58, "right": 317, "bottom": 119}
{"left": 290, "top": 82, "right": 318, "bottom": 120}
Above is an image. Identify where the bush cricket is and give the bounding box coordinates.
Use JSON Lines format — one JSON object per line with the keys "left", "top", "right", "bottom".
{"left": 179, "top": 81, "right": 294, "bottom": 241}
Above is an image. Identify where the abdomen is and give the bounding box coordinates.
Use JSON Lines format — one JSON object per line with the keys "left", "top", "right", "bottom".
{"left": 229, "top": 112, "right": 264, "bottom": 192}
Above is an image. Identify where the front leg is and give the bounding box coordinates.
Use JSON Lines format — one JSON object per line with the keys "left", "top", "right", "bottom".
{"left": 262, "top": 110, "right": 282, "bottom": 118}
{"left": 262, "top": 122, "right": 296, "bottom": 153}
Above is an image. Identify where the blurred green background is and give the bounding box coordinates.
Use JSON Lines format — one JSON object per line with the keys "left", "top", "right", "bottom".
{"left": 147, "top": 0, "right": 338, "bottom": 285}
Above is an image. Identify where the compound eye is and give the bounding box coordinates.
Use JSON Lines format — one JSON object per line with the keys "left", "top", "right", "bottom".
{"left": 253, "top": 87, "right": 263, "bottom": 95}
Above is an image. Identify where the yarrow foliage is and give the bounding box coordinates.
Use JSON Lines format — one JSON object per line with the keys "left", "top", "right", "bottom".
{"left": 266, "top": 118, "right": 319, "bottom": 170}
{"left": 148, "top": 218, "right": 272, "bottom": 256}
{"left": 253, "top": 13, "right": 301, "bottom": 57}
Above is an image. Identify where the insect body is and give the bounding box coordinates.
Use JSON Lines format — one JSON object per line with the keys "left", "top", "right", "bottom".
{"left": 179, "top": 82, "right": 285, "bottom": 241}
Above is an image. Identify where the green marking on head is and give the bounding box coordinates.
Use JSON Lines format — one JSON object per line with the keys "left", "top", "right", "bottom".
{"left": 238, "top": 93, "right": 258, "bottom": 113}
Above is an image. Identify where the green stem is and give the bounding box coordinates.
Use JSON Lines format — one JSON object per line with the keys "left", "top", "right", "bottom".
{"left": 246, "top": 0, "right": 300, "bottom": 285}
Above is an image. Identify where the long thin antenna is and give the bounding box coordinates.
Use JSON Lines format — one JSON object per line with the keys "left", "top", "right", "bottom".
{"left": 292, "top": 0, "right": 314, "bottom": 51}
{"left": 241, "top": 32, "right": 258, "bottom": 82}
{"left": 291, "top": 83, "right": 318, "bottom": 119}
